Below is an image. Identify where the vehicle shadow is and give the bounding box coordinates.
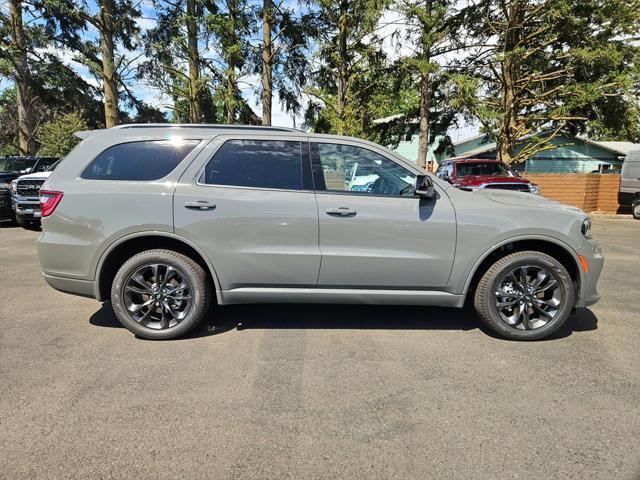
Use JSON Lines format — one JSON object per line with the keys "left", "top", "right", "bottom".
{"left": 89, "top": 302, "right": 598, "bottom": 341}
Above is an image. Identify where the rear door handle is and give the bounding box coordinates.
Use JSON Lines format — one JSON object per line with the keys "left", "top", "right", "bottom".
{"left": 184, "top": 200, "right": 216, "bottom": 211}
{"left": 326, "top": 207, "right": 357, "bottom": 217}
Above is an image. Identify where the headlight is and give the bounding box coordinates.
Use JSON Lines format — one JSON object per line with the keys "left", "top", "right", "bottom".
{"left": 529, "top": 184, "right": 539, "bottom": 194}
{"left": 0, "top": 182, "right": 11, "bottom": 191}
{"left": 581, "top": 217, "right": 592, "bottom": 238}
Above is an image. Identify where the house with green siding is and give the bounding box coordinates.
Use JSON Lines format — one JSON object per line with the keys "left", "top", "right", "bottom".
{"left": 384, "top": 123, "right": 638, "bottom": 173}
{"left": 450, "top": 134, "right": 638, "bottom": 173}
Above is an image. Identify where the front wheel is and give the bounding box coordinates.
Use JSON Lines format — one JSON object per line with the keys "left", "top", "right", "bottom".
{"left": 111, "top": 249, "right": 212, "bottom": 339}
{"left": 474, "top": 251, "right": 575, "bottom": 340}
{"left": 632, "top": 198, "right": 640, "bottom": 220}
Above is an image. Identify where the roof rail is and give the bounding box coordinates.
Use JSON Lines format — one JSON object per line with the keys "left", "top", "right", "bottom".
{"left": 110, "top": 123, "right": 304, "bottom": 133}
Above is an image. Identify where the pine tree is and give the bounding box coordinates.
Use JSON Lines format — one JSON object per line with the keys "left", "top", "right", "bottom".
{"left": 451, "top": 0, "right": 640, "bottom": 164}
{"left": 379, "top": 0, "right": 462, "bottom": 167}
{"left": 305, "top": 0, "right": 390, "bottom": 136}
{"left": 206, "top": 0, "right": 255, "bottom": 124}
{"left": 255, "top": 0, "right": 316, "bottom": 125}
{"left": 41, "top": 0, "right": 142, "bottom": 127}
{"left": 3, "top": 0, "right": 37, "bottom": 154}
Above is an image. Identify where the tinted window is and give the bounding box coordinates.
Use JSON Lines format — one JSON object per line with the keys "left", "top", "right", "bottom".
{"left": 314, "top": 143, "right": 415, "bottom": 197}
{"left": 82, "top": 140, "right": 198, "bottom": 181}
{"left": 202, "top": 140, "right": 303, "bottom": 190}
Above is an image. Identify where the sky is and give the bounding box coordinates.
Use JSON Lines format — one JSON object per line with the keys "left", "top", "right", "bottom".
{"left": 2, "top": 0, "right": 479, "bottom": 142}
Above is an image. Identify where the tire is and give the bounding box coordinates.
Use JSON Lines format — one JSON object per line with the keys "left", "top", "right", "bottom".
{"left": 16, "top": 216, "right": 40, "bottom": 230}
{"left": 633, "top": 198, "right": 640, "bottom": 220}
{"left": 474, "top": 250, "right": 575, "bottom": 340}
{"left": 110, "top": 249, "right": 212, "bottom": 340}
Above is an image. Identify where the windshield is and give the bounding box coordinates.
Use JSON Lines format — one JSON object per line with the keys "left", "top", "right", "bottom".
{"left": 456, "top": 162, "right": 514, "bottom": 177}
{"left": 0, "top": 157, "right": 37, "bottom": 172}
{"left": 46, "top": 160, "right": 61, "bottom": 172}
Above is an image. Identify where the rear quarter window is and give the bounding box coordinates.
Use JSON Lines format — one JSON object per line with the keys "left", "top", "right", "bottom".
{"left": 201, "top": 139, "right": 303, "bottom": 190}
{"left": 82, "top": 140, "right": 199, "bottom": 181}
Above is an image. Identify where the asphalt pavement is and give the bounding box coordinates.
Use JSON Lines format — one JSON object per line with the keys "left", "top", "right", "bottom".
{"left": 1, "top": 217, "right": 638, "bottom": 479}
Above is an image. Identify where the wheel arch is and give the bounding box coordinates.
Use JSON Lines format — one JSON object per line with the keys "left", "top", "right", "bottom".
{"left": 95, "top": 232, "right": 222, "bottom": 304}
{"left": 463, "top": 236, "right": 583, "bottom": 302}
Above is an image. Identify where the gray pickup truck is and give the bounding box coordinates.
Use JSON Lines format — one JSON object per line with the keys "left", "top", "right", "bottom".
{"left": 619, "top": 150, "right": 640, "bottom": 219}
{"left": 37, "top": 124, "right": 604, "bottom": 341}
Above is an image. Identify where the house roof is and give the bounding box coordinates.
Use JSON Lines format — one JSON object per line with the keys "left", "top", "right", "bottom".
{"left": 577, "top": 138, "right": 640, "bottom": 156}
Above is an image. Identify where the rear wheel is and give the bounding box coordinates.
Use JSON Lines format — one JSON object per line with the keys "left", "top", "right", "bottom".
{"left": 111, "top": 249, "right": 212, "bottom": 339}
{"left": 474, "top": 251, "right": 575, "bottom": 340}
{"left": 632, "top": 198, "right": 640, "bottom": 220}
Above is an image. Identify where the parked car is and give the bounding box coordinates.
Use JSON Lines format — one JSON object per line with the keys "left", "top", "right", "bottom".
{"left": 435, "top": 158, "right": 539, "bottom": 194}
{"left": 10, "top": 160, "right": 60, "bottom": 229}
{"left": 0, "top": 156, "right": 58, "bottom": 224}
{"left": 619, "top": 150, "right": 640, "bottom": 219}
{"left": 38, "top": 125, "right": 603, "bottom": 341}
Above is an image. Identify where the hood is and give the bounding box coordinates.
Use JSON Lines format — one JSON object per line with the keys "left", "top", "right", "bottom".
{"left": 0, "top": 171, "right": 21, "bottom": 181}
{"left": 15, "top": 171, "right": 52, "bottom": 181}
{"left": 455, "top": 175, "right": 531, "bottom": 186}
{"left": 476, "top": 188, "right": 585, "bottom": 215}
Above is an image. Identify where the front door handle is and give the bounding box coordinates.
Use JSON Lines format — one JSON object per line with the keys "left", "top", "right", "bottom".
{"left": 326, "top": 207, "right": 357, "bottom": 217}
{"left": 184, "top": 200, "right": 216, "bottom": 211}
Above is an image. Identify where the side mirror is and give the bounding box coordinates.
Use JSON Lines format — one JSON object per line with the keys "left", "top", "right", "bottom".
{"left": 415, "top": 174, "right": 436, "bottom": 199}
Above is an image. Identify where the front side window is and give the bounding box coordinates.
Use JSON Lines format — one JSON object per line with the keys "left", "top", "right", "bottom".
{"left": 82, "top": 140, "right": 199, "bottom": 181}
{"left": 313, "top": 143, "right": 415, "bottom": 197}
{"left": 201, "top": 140, "right": 303, "bottom": 190}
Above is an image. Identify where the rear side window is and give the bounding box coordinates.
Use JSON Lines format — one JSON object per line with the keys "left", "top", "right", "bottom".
{"left": 82, "top": 140, "right": 199, "bottom": 181}
{"left": 201, "top": 140, "right": 303, "bottom": 190}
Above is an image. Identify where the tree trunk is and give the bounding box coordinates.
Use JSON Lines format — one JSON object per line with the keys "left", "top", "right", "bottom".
{"left": 186, "top": 0, "right": 202, "bottom": 123}
{"left": 416, "top": 73, "right": 431, "bottom": 169}
{"left": 226, "top": 70, "right": 235, "bottom": 124}
{"left": 8, "top": 0, "right": 36, "bottom": 155}
{"left": 99, "top": 0, "right": 119, "bottom": 128}
{"left": 261, "top": 0, "right": 272, "bottom": 126}
{"left": 336, "top": 0, "right": 349, "bottom": 135}
{"left": 497, "top": 1, "right": 522, "bottom": 165}
{"left": 225, "top": 0, "right": 238, "bottom": 124}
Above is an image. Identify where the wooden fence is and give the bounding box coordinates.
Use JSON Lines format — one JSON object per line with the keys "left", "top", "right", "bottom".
{"left": 524, "top": 173, "right": 621, "bottom": 213}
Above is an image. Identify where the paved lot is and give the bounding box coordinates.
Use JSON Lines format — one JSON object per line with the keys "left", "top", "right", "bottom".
{"left": 1, "top": 218, "right": 638, "bottom": 479}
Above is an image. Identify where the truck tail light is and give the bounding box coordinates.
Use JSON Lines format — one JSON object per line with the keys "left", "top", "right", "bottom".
{"left": 40, "top": 191, "right": 63, "bottom": 217}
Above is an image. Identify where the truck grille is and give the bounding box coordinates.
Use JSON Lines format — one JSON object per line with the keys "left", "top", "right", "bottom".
{"left": 484, "top": 183, "right": 531, "bottom": 192}
{"left": 16, "top": 179, "right": 45, "bottom": 197}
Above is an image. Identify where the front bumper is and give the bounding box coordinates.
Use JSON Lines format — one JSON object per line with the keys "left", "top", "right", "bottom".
{"left": 576, "top": 240, "right": 604, "bottom": 308}
{"left": 0, "top": 190, "right": 14, "bottom": 222}
{"left": 12, "top": 195, "right": 41, "bottom": 221}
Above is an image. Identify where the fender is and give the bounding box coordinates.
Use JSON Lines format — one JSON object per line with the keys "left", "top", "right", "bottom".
{"left": 460, "top": 234, "right": 584, "bottom": 296}
{"left": 94, "top": 230, "right": 224, "bottom": 304}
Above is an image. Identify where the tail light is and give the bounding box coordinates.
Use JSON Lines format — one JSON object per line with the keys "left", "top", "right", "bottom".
{"left": 40, "top": 191, "right": 63, "bottom": 217}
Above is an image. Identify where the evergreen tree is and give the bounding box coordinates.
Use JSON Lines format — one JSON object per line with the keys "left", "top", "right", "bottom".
{"left": 376, "top": 0, "right": 462, "bottom": 167}
{"left": 304, "top": 0, "right": 390, "bottom": 137}
{"left": 139, "top": 0, "right": 212, "bottom": 123}
{"left": 254, "top": 0, "right": 316, "bottom": 125}
{"left": 2, "top": 0, "right": 37, "bottom": 154}
{"left": 36, "top": 111, "right": 88, "bottom": 157}
{"left": 206, "top": 0, "right": 256, "bottom": 124}
{"left": 451, "top": 0, "right": 640, "bottom": 164}
{"left": 41, "top": 0, "right": 142, "bottom": 127}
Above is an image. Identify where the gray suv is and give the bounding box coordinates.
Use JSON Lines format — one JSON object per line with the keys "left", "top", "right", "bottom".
{"left": 38, "top": 125, "right": 603, "bottom": 340}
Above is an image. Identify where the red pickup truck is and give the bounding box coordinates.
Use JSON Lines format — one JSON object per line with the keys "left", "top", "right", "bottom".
{"left": 435, "top": 158, "right": 539, "bottom": 194}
